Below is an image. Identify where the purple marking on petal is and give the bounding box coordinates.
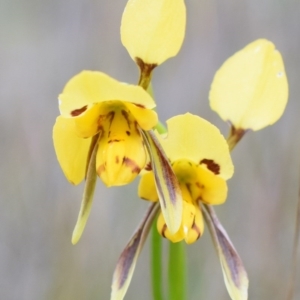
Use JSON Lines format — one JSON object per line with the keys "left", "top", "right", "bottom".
{"left": 112, "top": 203, "right": 159, "bottom": 291}
{"left": 117, "top": 230, "right": 141, "bottom": 288}
{"left": 203, "top": 204, "right": 248, "bottom": 288}
{"left": 143, "top": 130, "right": 178, "bottom": 207}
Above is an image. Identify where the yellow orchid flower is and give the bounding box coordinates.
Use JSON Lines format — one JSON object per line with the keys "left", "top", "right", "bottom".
{"left": 53, "top": 71, "right": 183, "bottom": 244}
{"left": 210, "top": 39, "right": 288, "bottom": 133}
{"left": 138, "top": 113, "right": 234, "bottom": 244}
{"left": 110, "top": 114, "right": 248, "bottom": 300}
{"left": 53, "top": 71, "right": 157, "bottom": 187}
{"left": 121, "top": 0, "right": 186, "bottom": 66}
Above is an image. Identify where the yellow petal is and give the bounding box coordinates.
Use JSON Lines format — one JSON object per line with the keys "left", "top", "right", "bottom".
{"left": 58, "top": 71, "right": 156, "bottom": 117}
{"left": 171, "top": 160, "right": 228, "bottom": 205}
{"left": 53, "top": 116, "right": 91, "bottom": 185}
{"left": 121, "top": 0, "right": 186, "bottom": 65}
{"left": 158, "top": 113, "right": 234, "bottom": 180}
{"left": 156, "top": 185, "right": 202, "bottom": 244}
{"left": 73, "top": 100, "right": 158, "bottom": 139}
{"left": 184, "top": 205, "right": 204, "bottom": 244}
{"left": 157, "top": 211, "right": 185, "bottom": 243}
{"left": 157, "top": 200, "right": 201, "bottom": 244}
{"left": 209, "top": 39, "right": 288, "bottom": 131}
{"left": 138, "top": 172, "right": 159, "bottom": 202}
{"left": 193, "top": 166, "right": 228, "bottom": 205}
{"left": 124, "top": 102, "right": 158, "bottom": 130}
{"left": 181, "top": 200, "right": 196, "bottom": 240}
{"left": 96, "top": 110, "right": 146, "bottom": 186}
{"left": 179, "top": 184, "right": 195, "bottom": 231}
{"left": 73, "top": 103, "right": 102, "bottom": 138}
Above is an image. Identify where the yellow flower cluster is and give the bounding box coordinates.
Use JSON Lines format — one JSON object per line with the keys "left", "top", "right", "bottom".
{"left": 53, "top": 1, "right": 288, "bottom": 300}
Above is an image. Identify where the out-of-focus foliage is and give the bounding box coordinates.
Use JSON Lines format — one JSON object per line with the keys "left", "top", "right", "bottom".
{"left": 0, "top": 0, "right": 300, "bottom": 299}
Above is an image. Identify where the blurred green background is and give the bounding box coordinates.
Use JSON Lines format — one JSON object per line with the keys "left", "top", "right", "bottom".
{"left": 1, "top": 0, "right": 300, "bottom": 299}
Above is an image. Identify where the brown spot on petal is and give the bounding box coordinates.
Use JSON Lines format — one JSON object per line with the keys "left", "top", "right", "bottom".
{"left": 192, "top": 219, "right": 201, "bottom": 240}
{"left": 97, "top": 164, "right": 105, "bottom": 175}
{"left": 196, "top": 182, "right": 204, "bottom": 189}
{"left": 192, "top": 225, "right": 201, "bottom": 241}
{"left": 115, "top": 156, "right": 120, "bottom": 164}
{"left": 126, "top": 131, "right": 131, "bottom": 136}
{"left": 134, "top": 121, "right": 140, "bottom": 135}
{"left": 121, "top": 110, "right": 131, "bottom": 129}
{"left": 200, "top": 159, "right": 220, "bottom": 175}
{"left": 134, "top": 103, "right": 145, "bottom": 109}
{"left": 196, "top": 196, "right": 203, "bottom": 202}
{"left": 97, "top": 124, "right": 104, "bottom": 133}
{"left": 98, "top": 114, "right": 106, "bottom": 126}
{"left": 107, "top": 111, "right": 115, "bottom": 129}
{"left": 71, "top": 105, "right": 88, "bottom": 116}
{"left": 108, "top": 139, "right": 124, "bottom": 143}
{"left": 140, "top": 197, "right": 150, "bottom": 201}
{"left": 145, "top": 162, "right": 152, "bottom": 171}
{"left": 122, "top": 157, "right": 141, "bottom": 174}
{"left": 186, "top": 183, "right": 192, "bottom": 194}
{"left": 160, "top": 224, "right": 167, "bottom": 238}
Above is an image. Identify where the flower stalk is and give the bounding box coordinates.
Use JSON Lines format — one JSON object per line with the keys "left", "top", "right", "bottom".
{"left": 168, "top": 242, "right": 187, "bottom": 300}
{"left": 151, "top": 217, "right": 164, "bottom": 300}
{"left": 136, "top": 58, "right": 157, "bottom": 90}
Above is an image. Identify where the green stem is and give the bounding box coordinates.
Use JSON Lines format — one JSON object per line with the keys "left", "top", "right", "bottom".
{"left": 168, "top": 242, "right": 186, "bottom": 300}
{"left": 151, "top": 218, "right": 164, "bottom": 300}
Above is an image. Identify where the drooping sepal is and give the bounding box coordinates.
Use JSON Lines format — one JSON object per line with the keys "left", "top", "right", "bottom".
{"left": 111, "top": 203, "right": 159, "bottom": 300}
{"left": 72, "top": 133, "right": 101, "bottom": 245}
{"left": 202, "top": 204, "right": 249, "bottom": 300}
{"left": 141, "top": 130, "right": 183, "bottom": 234}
